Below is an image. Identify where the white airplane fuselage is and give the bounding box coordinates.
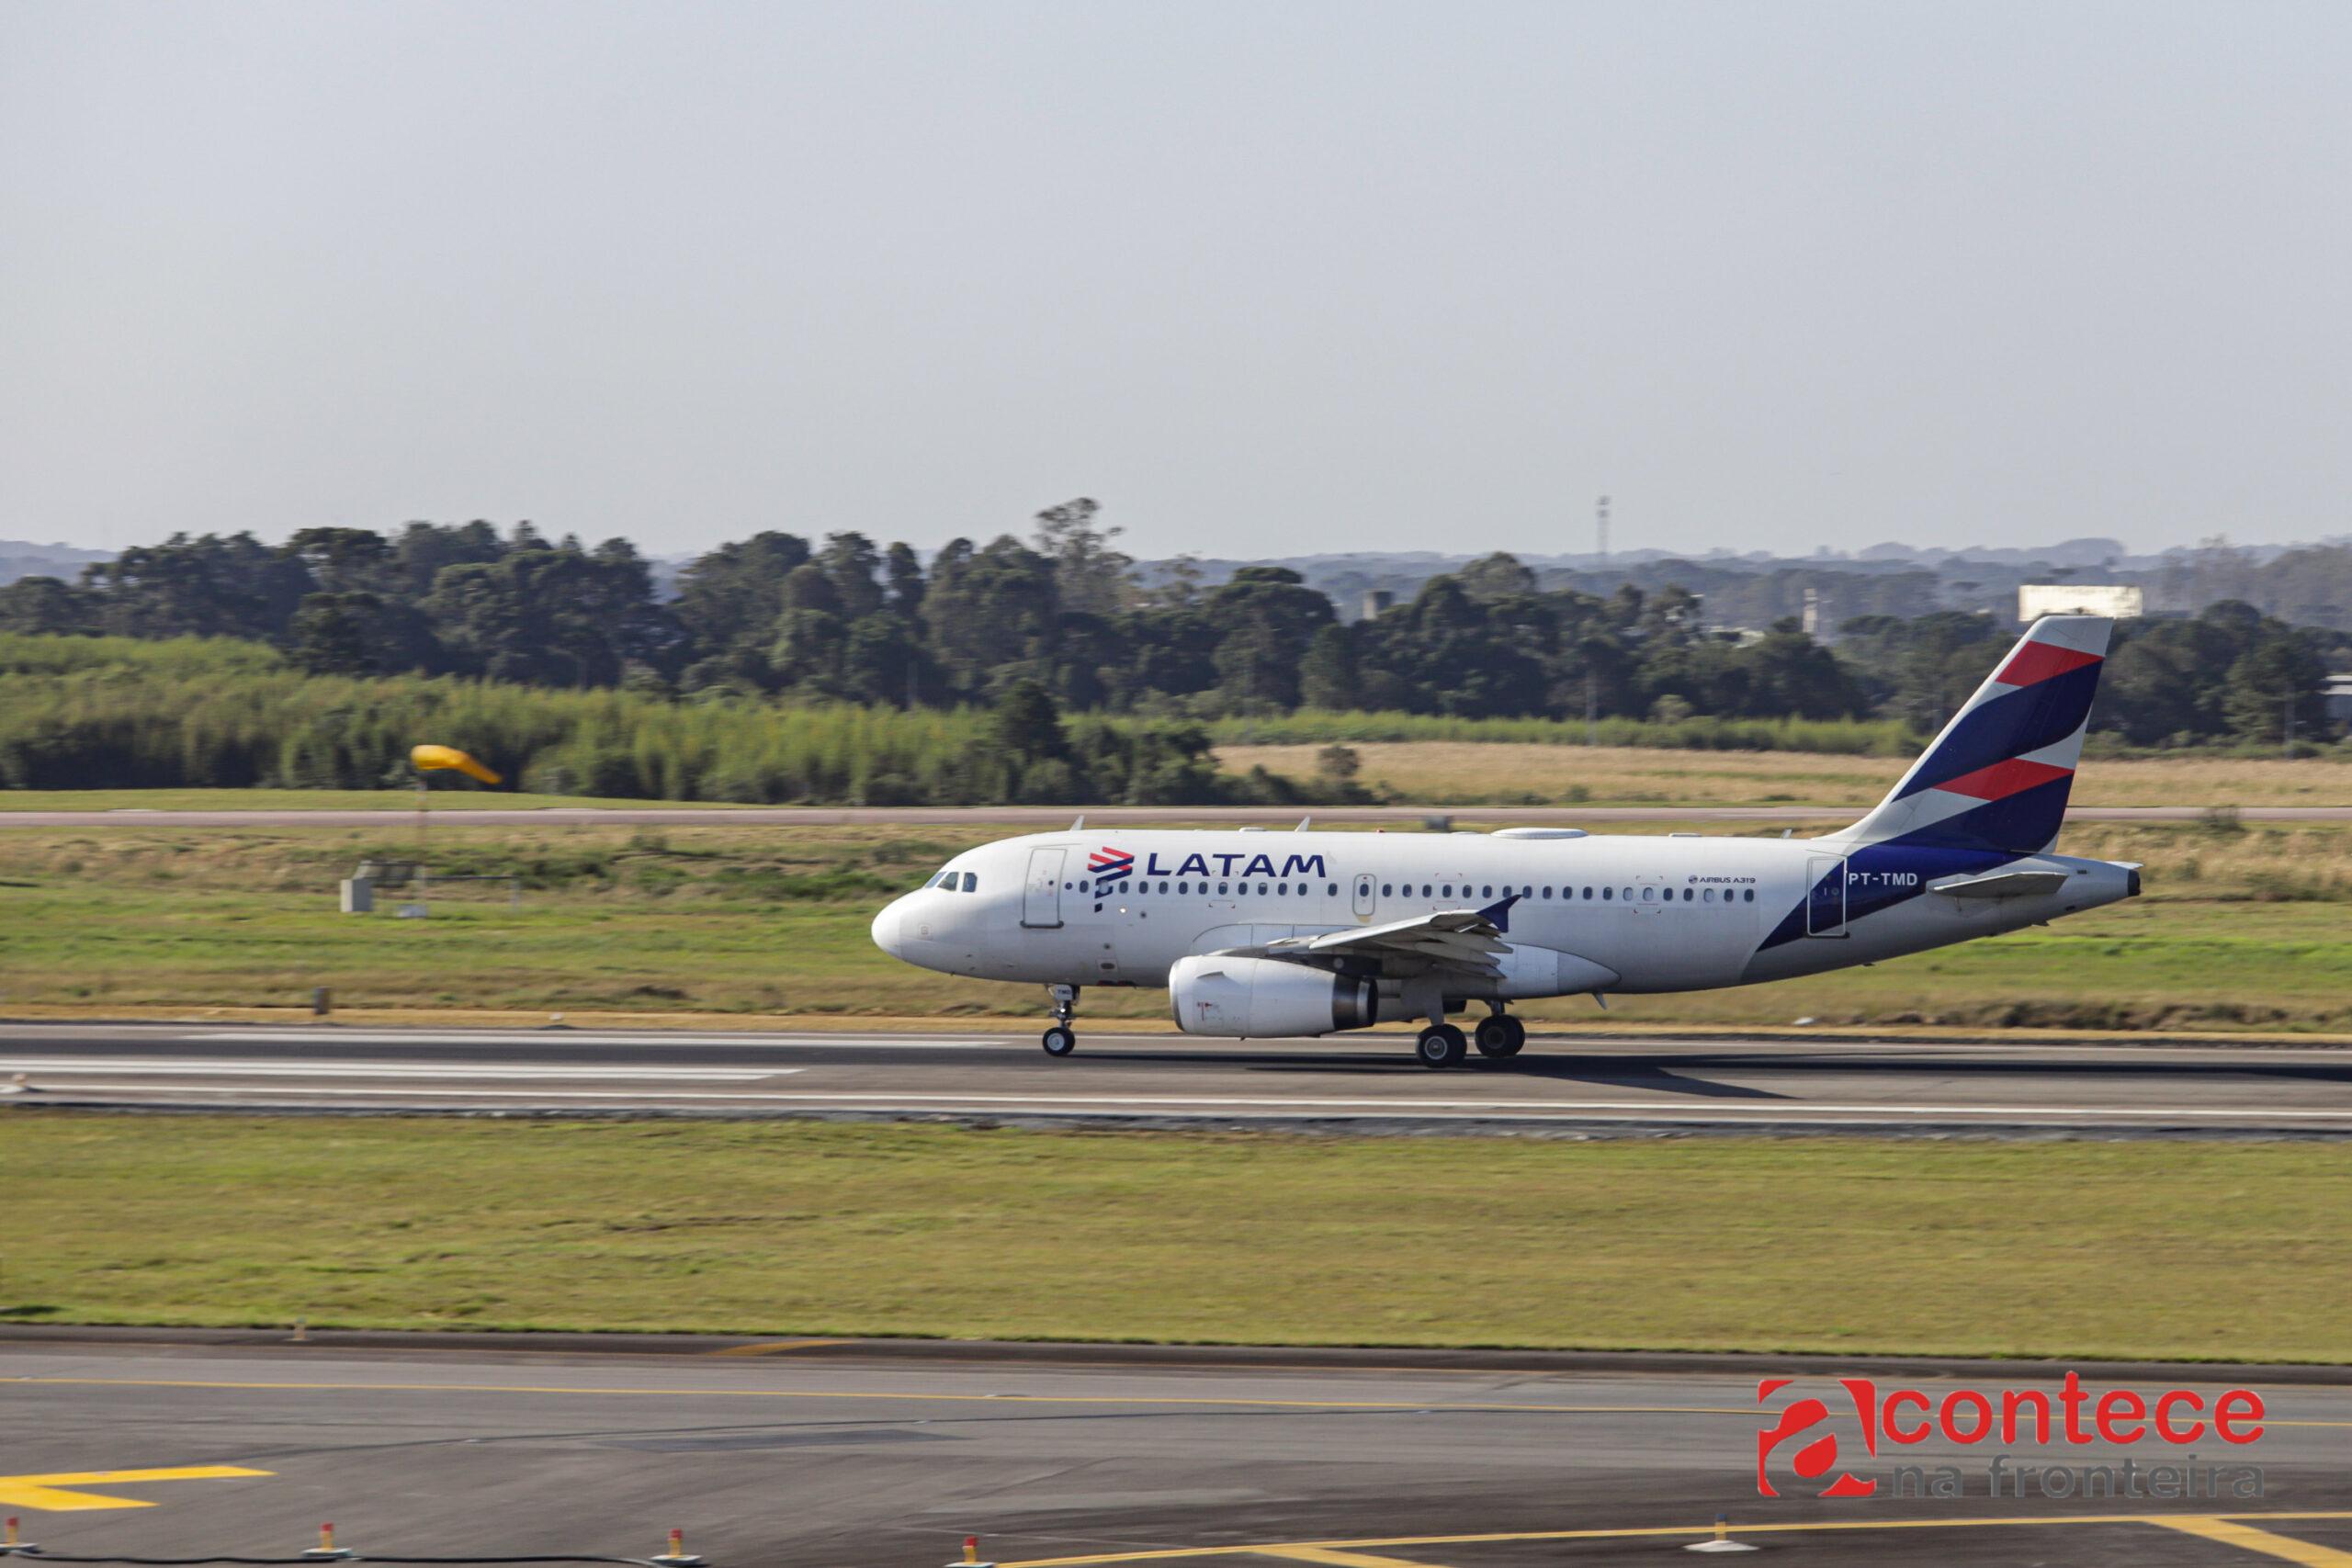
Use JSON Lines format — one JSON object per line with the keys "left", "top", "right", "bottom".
{"left": 871, "top": 616, "right": 2139, "bottom": 1056}
{"left": 871, "top": 826, "right": 2135, "bottom": 1003}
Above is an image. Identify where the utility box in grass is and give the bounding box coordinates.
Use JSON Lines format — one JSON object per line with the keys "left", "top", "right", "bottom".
{"left": 339, "top": 876, "right": 375, "bottom": 914}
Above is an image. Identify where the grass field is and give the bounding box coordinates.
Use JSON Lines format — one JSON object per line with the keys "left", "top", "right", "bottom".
{"left": 4, "top": 1115, "right": 2346, "bottom": 1360}
{"left": 1215, "top": 743, "right": 2352, "bottom": 807}
{"left": 1, "top": 818, "right": 2349, "bottom": 1030}
{"left": 0, "top": 787, "right": 752, "bottom": 813}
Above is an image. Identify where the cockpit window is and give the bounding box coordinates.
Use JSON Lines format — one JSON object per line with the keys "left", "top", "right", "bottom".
{"left": 960, "top": 872, "right": 978, "bottom": 893}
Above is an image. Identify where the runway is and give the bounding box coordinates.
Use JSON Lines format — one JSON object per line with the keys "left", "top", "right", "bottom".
{"left": 3, "top": 803, "right": 2346, "bottom": 829}
{"left": 3, "top": 1337, "right": 2349, "bottom": 1565}
{"left": 7, "top": 1022, "right": 2352, "bottom": 1135}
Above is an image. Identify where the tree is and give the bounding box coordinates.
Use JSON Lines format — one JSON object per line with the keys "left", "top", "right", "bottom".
{"left": 0, "top": 576, "right": 94, "bottom": 635}
{"left": 288, "top": 592, "right": 395, "bottom": 676}
{"left": 672, "top": 532, "right": 812, "bottom": 660}
{"left": 2224, "top": 634, "right": 2330, "bottom": 749}
{"left": 1298, "top": 625, "right": 1361, "bottom": 709}
{"left": 1206, "top": 567, "right": 1334, "bottom": 709}
{"left": 1033, "top": 498, "right": 1134, "bottom": 617}
{"left": 818, "top": 532, "right": 886, "bottom": 621}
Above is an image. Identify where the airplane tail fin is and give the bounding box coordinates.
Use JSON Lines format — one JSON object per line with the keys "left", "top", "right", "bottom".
{"left": 1832, "top": 615, "right": 2112, "bottom": 856}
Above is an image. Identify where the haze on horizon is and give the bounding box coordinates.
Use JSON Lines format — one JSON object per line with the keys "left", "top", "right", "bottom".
{"left": 5, "top": 0, "right": 2349, "bottom": 563}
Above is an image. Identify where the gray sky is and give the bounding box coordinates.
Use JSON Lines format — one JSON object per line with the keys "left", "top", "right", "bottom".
{"left": 6, "top": 0, "right": 2349, "bottom": 561}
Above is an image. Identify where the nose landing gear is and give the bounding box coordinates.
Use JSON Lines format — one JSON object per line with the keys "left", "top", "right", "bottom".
{"left": 1041, "top": 984, "right": 1080, "bottom": 1057}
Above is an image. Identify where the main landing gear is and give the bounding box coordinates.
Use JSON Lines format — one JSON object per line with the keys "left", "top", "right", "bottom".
{"left": 1414, "top": 1024, "right": 1467, "bottom": 1068}
{"left": 1475, "top": 1011, "right": 1527, "bottom": 1059}
{"left": 1041, "top": 984, "right": 1080, "bottom": 1057}
{"left": 1418, "top": 1009, "right": 1525, "bottom": 1069}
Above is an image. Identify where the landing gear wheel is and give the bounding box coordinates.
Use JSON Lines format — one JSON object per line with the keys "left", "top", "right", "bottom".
{"left": 1475, "top": 1014, "right": 1526, "bottom": 1059}
{"left": 1041, "top": 1025, "right": 1077, "bottom": 1057}
{"left": 1415, "top": 1024, "right": 1468, "bottom": 1069}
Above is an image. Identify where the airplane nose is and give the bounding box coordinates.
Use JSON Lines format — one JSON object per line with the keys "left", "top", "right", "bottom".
{"left": 871, "top": 901, "right": 906, "bottom": 958}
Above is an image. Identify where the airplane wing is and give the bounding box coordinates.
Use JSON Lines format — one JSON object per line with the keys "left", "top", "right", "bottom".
{"left": 1256, "top": 894, "right": 1523, "bottom": 979}
{"left": 1929, "top": 870, "right": 2070, "bottom": 899}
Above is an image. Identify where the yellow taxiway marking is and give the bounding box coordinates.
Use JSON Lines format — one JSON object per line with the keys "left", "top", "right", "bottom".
{"left": 0, "top": 1375, "right": 1743, "bottom": 1416}
{"left": 1250, "top": 1550, "right": 1449, "bottom": 1567}
{"left": 996, "top": 1512, "right": 2352, "bottom": 1566}
{"left": 0, "top": 1466, "right": 274, "bottom": 1512}
{"left": 2152, "top": 1516, "right": 2352, "bottom": 1564}
{"left": 706, "top": 1338, "right": 851, "bottom": 1357}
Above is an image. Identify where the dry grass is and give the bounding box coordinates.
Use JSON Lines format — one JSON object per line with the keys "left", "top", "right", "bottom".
{"left": 1, "top": 818, "right": 2349, "bottom": 1031}
{"left": 1216, "top": 742, "right": 2352, "bottom": 807}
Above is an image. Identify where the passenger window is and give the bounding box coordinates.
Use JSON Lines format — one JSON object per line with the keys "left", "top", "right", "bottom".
{"left": 1745, "top": 888, "right": 1756, "bottom": 902}
{"left": 961, "top": 872, "right": 978, "bottom": 893}
{"left": 1642, "top": 887, "right": 1655, "bottom": 902}
{"left": 1703, "top": 887, "right": 1714, "bottom": 903}
{"left": 1258, "top": 883, "right": 1268, "bottom": 895}
{"left": 1582, "top": 886, "right": 1594, "bottom": 899}
{"left": 1602, "top": 887, "right": 1613, "bottom": 901}
{"left": 1218, "top": 882, "right": 1229, "bottom": 895}
{"left": 1442, "top": 884, "right": 1453, "bottom": 897}
{"left": 1481, "top": 886, "right": 1492, "bottom": 898}
{"left": 1540, "top": 886, "right": 1551, "bottom": 899}
{"left": 1381, "top": 883, "right": 1392, "bottom": 897}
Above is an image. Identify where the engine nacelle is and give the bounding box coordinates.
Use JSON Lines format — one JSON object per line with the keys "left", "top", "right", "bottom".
{"left": 1168, "top": 954, "right": 1378, "bottom": 1038}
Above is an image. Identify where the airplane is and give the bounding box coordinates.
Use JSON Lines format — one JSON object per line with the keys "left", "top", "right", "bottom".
{"left": 870, "top": 615, "right": 2140, "bottom": 1066}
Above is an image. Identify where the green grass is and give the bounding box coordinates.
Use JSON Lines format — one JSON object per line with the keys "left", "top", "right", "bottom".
{"left": 0, "top": 787, "right": 761, "bottom": 813}
{"left": 2, "top": 820, "right": 2349, "bottom": 1030}
{"left": 4, "top": 1116, "right": 2346, "bottom": 1361}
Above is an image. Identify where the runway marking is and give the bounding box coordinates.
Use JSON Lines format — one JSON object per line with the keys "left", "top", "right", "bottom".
{"left": 0, "top": 1466, "right": 273, "bottom": 1512}
{"left": 0, "top": 1375, "right": 1746, "bottom": 1416}
{"left": 22, "top": 1083, "right": 842, "bottom": 1102}
{"left": 1250, "top": 1550, "right": 1447, "bottom": 1567}
{"left": 176, "top": 1032, "right": 1001, "bottom": 1049}
{"left": 707, "top": 1338, "right": 854, "bottom": 1357}
{"left": 2151, "top": 1516, "right": 2352, "bottom": 1563}
{"left": 992, "top": 1512, "right": 2352, "bottom": 1565}
{"left": 0, "top": 1058, "right": 786, "bottom": 1081}
{"left": 29, "top": 1082, "right": 2352, "bottom": 1121}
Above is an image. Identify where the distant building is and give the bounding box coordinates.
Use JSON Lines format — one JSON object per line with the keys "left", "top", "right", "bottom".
{"left": 1360, "top": 589, "right": 1394, "bottom": 620}
{"left": 2018, "top": 583, "right": 2143, "bottom": 621}
{"left": 2324, "top": 673, "right": 2352, "bottom": 725}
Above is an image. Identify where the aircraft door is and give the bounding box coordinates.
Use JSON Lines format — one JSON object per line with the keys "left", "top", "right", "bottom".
{"left": 1805, "top": 855, "right": 1849, "bottom": 937}
{"left": 1352, "top": 874, "right": 1375, "bottom": 919}
{"left": 1022, "top": 848, "right": 1066, "bottom": 929}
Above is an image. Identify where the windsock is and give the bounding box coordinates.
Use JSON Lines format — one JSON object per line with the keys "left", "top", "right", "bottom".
{"left": 410, "top": 744, "right": 503, "bottom": 785}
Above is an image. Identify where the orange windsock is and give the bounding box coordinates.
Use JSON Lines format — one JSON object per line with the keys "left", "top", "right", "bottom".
{"left": 410, "top": 744, "right": 502, "bottom": 785}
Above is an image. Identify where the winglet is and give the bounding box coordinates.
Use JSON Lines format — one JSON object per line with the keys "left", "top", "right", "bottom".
{"left": 1296, "top": 817, "right": 1312, "bottom": 831}
{"left": 1070, "top": 814, "right": 1084, "bottom": 830}
{"left": 1476, "top": 891, "right": 1521, "bottom": 933}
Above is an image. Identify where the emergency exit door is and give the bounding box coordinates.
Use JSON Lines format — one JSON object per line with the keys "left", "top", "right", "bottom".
{"left": 1023, "top": 848, "right": 1065, "bottom": 929}
{"left": 1805, "top": 855, "right": 1849, "bottom": 937}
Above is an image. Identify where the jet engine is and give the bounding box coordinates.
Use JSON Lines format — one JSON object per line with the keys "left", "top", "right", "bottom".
{"left": 1168, "top": 954, "right": 1378, "bottom": 1038}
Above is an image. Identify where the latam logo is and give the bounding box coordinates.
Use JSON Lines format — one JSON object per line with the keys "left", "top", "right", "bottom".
{"left": 1757, "top": 1375, "right": 2265, "bottom": 1500}
{"left": 1089, "top": 847, "right": 1135, "bottom": 893}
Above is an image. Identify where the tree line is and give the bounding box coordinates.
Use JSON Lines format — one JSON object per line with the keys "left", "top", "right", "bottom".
{"left": 0, "top": 503, "right": 2340, "bottom": 750}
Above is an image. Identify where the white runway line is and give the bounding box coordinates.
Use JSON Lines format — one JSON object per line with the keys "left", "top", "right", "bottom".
{"left": 21, "top": 1081, "right": 2352, "bottom": 1119}
{"left": 0, "top": 1058, "right": 792, "bottom": 1080}
{"left": 174, "top": 1031, "right": 1002, "bottom": 1048}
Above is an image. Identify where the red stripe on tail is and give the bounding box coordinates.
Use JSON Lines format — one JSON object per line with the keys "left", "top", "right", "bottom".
{"left": 1995, "top": 641, "right": 2102, "bottom": 687}
{"left": 1934, "top": 757, "right": 2074, "bottom": 801}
